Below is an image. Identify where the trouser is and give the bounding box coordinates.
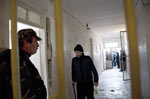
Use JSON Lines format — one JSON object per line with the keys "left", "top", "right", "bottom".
{"left": 112, "top": 60, "right": 116, "bottom": 67}
{"left": 116, "top": 60, "right": 120, "bottom": 68}
{"left": 77, "top": 83, "right": 94, "bottom": 99}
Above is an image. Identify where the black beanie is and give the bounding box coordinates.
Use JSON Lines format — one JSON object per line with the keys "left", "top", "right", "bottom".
{"left": 74, "top": 44, "right": 84, "bottom": 52}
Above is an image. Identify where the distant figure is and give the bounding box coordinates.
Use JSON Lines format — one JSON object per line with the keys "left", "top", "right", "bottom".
{"left": 112, "top": 53, "right": 116, "bottom": 67}
{"left": 120, "top": 50, "right": 126, "bottom": 71}
{"left": 106, "top": 52, "right": 109, "bottom": 60}
{"left": 116, "top": 52, "right": 120, "bottom": 68}
{"left": 72, "top": 44, "right": 99, "bottom": 99}
{"left": 0, "top": 29, "right": 47, "bottom": 99}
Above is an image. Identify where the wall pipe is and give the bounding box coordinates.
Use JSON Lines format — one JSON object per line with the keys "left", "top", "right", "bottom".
{"left": 54, "top": 0, "right": 67, "bottom": 98}
{"left": 10, "top": 0, "right": 21, "bottom": 98}
{"left": 124, "top": 0, "right": 142, "bottom": 99}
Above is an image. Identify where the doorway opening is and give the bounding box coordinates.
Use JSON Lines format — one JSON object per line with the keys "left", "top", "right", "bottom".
{"left": 104, "top": 42, "right": 121, "bottom": 70}
{"left": 17, "top": 22, "right": 43, "bottom": 76}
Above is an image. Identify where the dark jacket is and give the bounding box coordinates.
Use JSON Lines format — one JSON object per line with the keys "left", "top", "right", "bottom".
{"left": 72, "top": 54, "right": 99, "bottom": 84}
{"left": 0, "top": 49, "right": 47, "bottom": 99}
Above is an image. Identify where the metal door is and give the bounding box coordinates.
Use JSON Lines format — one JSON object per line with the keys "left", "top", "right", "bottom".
{"left": 120, "top": 31, "right": 130, "bottom": 81}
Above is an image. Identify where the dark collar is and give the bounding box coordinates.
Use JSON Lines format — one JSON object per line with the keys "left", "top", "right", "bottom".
{"left": 19, "top": 49, "right": 31, "bottom": 57}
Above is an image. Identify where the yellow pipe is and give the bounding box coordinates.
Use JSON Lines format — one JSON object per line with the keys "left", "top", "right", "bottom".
{"left": 54, "top": 0, "right": 67, "bottom": 99}
{"left": 124, "top": 0, "right": 141, "bottom": 99}
{"left": 10, "top": 0, "right": 21, "bottom": 98}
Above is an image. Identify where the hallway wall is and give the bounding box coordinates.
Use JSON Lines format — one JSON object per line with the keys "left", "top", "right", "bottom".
{"left": 50, "top": 3, "right": 104, "bottom": 98}
{"left": 134, "top": 0, "right": 150, "bottom": 98}
{"left": 0, "top": 0, "right": 9, "bottom": 51}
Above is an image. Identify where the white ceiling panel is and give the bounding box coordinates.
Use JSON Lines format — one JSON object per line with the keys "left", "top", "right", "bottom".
{"left": 62, "top": 0, "right": 126, "bottom": 38}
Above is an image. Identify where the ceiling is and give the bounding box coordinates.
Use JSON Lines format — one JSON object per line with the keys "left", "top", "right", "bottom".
{"left": 62, "top": 0, "right": 126, "bottom": 39}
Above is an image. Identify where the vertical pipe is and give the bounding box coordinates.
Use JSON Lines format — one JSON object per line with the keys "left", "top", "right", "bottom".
{"left": 10, "top": 0, "right": 21, "bottom": 98}
{"left": 54, "top": 0, "right": 67, "bottom": 98}
{"left": 124, "top": 0, "right": 142, "bottom": 99}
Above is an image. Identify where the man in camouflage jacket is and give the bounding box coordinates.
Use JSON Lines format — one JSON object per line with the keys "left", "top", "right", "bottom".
{"left": 0, "top": 29, "right": 47, "bottom": 99}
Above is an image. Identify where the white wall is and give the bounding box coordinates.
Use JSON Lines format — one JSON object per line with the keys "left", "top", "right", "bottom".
{"left": 134, "top": 0, "right": 150, "bottom": 98}
{"left": 0, "top": 0, "right": 9, "bottom": 51}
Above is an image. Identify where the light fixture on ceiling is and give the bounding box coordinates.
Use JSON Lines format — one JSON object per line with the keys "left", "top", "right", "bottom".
{"left": 86, "top": 23, "right": 91, "bottom": 30}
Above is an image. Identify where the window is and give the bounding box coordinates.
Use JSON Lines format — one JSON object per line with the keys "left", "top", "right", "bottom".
{"left": 17, "top": 6, "right": 27, "bottom": 20}
{"left": 17, "top": 6, "right": 42, "bottom": 27}
{"left": 28, "top": 11, "right": 41, "bottom": 25}
{"left": 105, "top": 42, "right": 118, "bottom": 48}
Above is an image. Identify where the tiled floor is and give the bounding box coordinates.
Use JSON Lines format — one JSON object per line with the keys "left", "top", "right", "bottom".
{"left": 94, "top": 69, "right": 131, "bottom": 99}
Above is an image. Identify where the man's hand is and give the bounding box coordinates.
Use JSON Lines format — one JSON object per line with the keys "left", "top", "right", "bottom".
{"left": 94, "top": 82, "right": 99, "bottom": 87}
{"left": 72, "top": 82, "right": 76, "bottom": 86}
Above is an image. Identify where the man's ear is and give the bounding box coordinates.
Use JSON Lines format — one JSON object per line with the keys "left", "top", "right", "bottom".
{"left": 23, "top": 40, "right": 29, "bottom": 46}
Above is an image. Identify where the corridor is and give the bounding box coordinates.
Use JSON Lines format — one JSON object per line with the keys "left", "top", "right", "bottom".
{"left": 1, "top": 0, "right": 150, "bottom": 98}
{"left": 95, "top": 69, "right": 131, "bottom": 99}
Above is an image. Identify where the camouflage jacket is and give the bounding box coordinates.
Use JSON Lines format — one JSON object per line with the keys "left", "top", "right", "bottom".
{"left": 0, "top": 49, "right": 47, "bottom": 99}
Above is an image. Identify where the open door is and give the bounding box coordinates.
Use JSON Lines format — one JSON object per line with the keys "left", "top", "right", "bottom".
{"left": 120, "top": 31, "right": 130, "bottom": 81}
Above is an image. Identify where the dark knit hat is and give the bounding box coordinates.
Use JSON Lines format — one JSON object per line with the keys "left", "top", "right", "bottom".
{"left": 74, "top": 44, "right": 84, "bottom": 52}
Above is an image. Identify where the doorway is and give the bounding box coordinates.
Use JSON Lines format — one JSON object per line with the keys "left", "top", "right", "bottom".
{"left": 17, "top": 22, "right": 50, "bottom": 99}
{"left": 103, "top": 41, "right": 121, "bottom": 70}
{"left": 17, "top": 22, "right": 43, "bottom": 75}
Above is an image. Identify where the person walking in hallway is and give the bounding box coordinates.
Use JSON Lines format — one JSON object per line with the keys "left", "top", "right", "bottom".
{"left": 116, "top": 52, "right": 120, "bottom": 68}
{"left": 0, "top": 29, "right": 47, "bottom": 99}
{"left": 72, "top": 44, "right": 99, "bottom": 99}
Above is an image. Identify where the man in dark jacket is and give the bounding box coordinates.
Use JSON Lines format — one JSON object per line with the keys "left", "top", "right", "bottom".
{"left": 0, "top": 29, "right": 47, "bottom": 99}
{"left": 72, "top": 44, "right": 99, "bottom": 99}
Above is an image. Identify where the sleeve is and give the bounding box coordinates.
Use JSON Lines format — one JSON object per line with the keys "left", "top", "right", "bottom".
{"left": 89, "top": 56, "right": 99, "bottom": 83}
{"left": 0, "top": 50, "right": 12, "bottom": 98}
{"left": 29, "top": 65, "right": 47, "bottom": 99}
{"left": 34, "top": 77, "right": 47, "bottom": 99}
{"left": 72, "top": 58, "right": 77, "bottom": 82}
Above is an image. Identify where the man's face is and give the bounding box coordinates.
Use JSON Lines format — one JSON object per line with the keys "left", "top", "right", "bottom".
{"left": 24, "top": 37, "right": 39, "bottom": 55}
{"left": 75, "top": 51, "right": 82, "bottom": 57}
